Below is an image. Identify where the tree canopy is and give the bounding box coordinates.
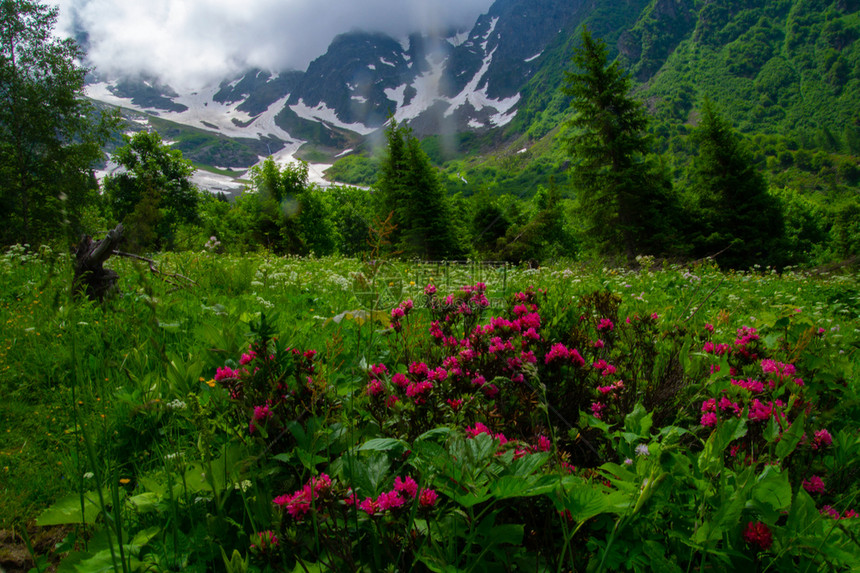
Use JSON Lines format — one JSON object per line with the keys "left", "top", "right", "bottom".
{"left": 0, "top": 0, "right": 114, "bottom": 245}
{"left": 104, "top": 131, "right": 199, "bottom": 252}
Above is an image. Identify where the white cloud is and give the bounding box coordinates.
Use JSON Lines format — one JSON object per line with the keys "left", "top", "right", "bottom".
{"left": 51, "top": 0, "right": 493, "bottom": 90}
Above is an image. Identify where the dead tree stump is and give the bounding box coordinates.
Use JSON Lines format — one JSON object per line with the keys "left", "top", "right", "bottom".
{"left": 73, "top": 224, "right": 124, "bottom": 301}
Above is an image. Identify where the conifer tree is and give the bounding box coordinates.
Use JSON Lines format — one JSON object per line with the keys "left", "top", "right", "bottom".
{"left": 688, "top": 99, "right": 785, "bottom": 267}
{"left": 375, "top": 119, "right": 455, "bottom": 259}
{"left": 563, "top": 27, "right": 678, "bottom": 259}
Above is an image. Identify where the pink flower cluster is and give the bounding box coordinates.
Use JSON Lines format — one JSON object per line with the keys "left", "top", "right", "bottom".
{"left": 273, "top": 474, "right": 332, "bottom": 521}
{"left": 390, "top": 299, "right": 414, "bottom": 332}
{"left": 347, "top": 476, "right": 438, "bottom": 515}
{"left": 820, "top": 506, "right": 858, "bottom": 520}
{"left": 802, "top": 475, "right": 825, "bottom": 494}
{"left": 544, "top": 343, "right": 585, "bottom": 366}
{"left": 465, "top": 423, "right": 551, "bottom": 457}
{"left": 743, "top": 521, "right": 773, "bottom": 550}
{"left": 592, "top": 359, "right": 617, "bottom": 377}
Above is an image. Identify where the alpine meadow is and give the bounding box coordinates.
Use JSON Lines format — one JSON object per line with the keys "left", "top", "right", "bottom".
{"left": 1, "top": 0, "right": 858, "bottom": 572}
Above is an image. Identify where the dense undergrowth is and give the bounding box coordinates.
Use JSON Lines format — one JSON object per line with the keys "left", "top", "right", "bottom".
{"left": 1, "top": 246, "right": 858, "bottom": 572}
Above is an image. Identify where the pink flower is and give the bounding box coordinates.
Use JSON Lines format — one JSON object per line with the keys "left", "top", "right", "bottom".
{"left": 239, "top": 350, "right": 257, "bottom": 365}
{"left": 370, "top": 363, "right": 388, "bottom": 378}
{"left": 359, "top": 498, "right": 378, "bottom": 515}
{"left": 391, "top": 373, "right": 409, "bottom": 388}
{"left": 591, "top": 401, "right": 606, "bottom": 419}
{"left": 419, "top": 488, "right": 438, "bottom": 508}
{"left": 593, "top": 339, "right": 605, "bottom": 348}
{"left": 250, "top": 530, "right": 279, "bottom": 553}
{"left": 802, "top": 476, "right": 825, "bottom": 494}
{"left": 366, "top": 379, "right": 384, "bottom": 396}
{"left": 748, "top": 399, "right": 774, "bottom": 422}
{"left": 215, "top": 366, "right": 238, "bottom": 381}
{"left": 386, "top": 395, "right": 399, "bottom": 408}
{"left": 701, "top": 412, "right": 718, "bottom": 427}
{"left": 704, "top": 323, "right": 714, "bottom": 332}
{"left": 253, "top": 404, "right": 273, "bottom": 421}
{"left": 743, "top": 521, "right": 773, "bottom": 550}
{"left": 447, "top": 398, "right": 463, "bottom": 411}
{"left": 732, "top": 378, "right": 765, "bottom": 393}
{"left": 597, "top": 318, "right": 614, "bottom": 331}
{"left": 536, "top": 435, "right": 552, "bottom": 452}
{"left": 424, "top": 284, "right": 436, "bottom": 296}
{"left": 812, "top": 429, "right": 833, "bottom": 449}
{"left": 466, "top": 422, "right": 491, "bottom": 438}
{"left": 701, "top": 398, "right": 716, "bottom": 412}
{"left": 394, "top": 476, "right": 418, "bottom": 498}
{"left": 376, "top": 490, "right": 405, "bottom": 511}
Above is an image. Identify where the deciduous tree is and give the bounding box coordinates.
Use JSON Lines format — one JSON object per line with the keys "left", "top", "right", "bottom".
{"left": 104, "top": 131, "right": 199, "bottom": 251}
{"left": 0, "top": 0, "right": 114, "bottom": 245}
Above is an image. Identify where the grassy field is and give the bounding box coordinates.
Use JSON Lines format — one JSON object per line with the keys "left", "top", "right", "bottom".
{"left": 1, "top": 246, "right": 858, "bottom": 571}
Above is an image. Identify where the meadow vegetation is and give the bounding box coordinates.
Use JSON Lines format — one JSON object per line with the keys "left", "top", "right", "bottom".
{"left": 1, "top": 247, "right": 858, "bottom": 571}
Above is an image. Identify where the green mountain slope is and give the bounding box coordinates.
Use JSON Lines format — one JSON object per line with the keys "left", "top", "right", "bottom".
{"left": 430, "top": 0, "right": 859, "bottom": 199}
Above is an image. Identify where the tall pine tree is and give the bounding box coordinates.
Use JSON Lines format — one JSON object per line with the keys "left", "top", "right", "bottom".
{"left": 687, "top": 99, "right": 784, "bottom": 268}
{"left": 375, "top": 119, "right": 456, "bottom": 259}
{"left": 563, "top": 28, "right": 679, "bottom": 259}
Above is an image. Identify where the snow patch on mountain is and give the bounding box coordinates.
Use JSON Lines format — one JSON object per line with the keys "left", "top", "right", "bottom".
{"left": 480, "top": 17, "right": 499, "bottom": 51}
{"left": 524, "top": 51, "right": 543, "bottom": 62}
{"left": 290, "top": 99, "right": 376, "bottom": 135}
{"left": 387, "top": 59, "right": 447, "bottom": 122}
{"left": 87, "top": 81, "right": 297, "bottom": 142}
{"left": 448, "top": 30, "right": 470, "bottom": 47}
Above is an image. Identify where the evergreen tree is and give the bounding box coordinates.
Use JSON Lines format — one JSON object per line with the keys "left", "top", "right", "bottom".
{"left": 375, "top": 119, "right": 456, "bottom": 259}
{"left": 0, "top": 0, "right": 115, "bottom": 245}
{"left": 687, "top": 99, "right": 785, "bottom": 267}
{"left": 563, "top": 27, "right": 678, "bottom": 259}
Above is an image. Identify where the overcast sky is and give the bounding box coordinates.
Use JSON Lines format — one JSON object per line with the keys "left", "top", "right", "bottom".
{"left": 50, "top": 0, "right": 495, "bottom": 89}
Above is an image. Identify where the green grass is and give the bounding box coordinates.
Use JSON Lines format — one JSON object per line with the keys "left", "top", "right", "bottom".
{"left": 1, "top": 246, "right": 858, "bottom": 570}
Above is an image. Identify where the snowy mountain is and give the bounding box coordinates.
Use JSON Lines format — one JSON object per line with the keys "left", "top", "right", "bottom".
{"left": 84, "top": 0, "right": 587, "bottom": 186}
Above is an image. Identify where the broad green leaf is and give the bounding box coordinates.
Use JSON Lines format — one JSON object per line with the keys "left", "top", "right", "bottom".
{"left": 36, "top": 488, "right": 117, "bottom": 526}
{"left": 552, "top": 482, "right": 612, "bottom": 522}
{"left": 296, "top": 448, "right": 327, "bottom": 470}
{"left": 491, "top": 475, "right": 557, "bottom": 500}
{"left": 752, "top": 467, "right": 792, "bottom": 511}
{"left": 359, "top": 438, "right": 408, "bottom": 453}
{"left": 126, "top": 492, "right": 160, "bottom": 514}
{"left": 776, "top": 412, "right": 805, "bottom": 459}
{"left": 415, "top": 427, "right": 451, "bottom": 442}
{"left": 624, "top": 403, "right": 653, "bottom": 437}
{"left": 506, "top": 452, "right": 550, "bottom": 478}
{"left": 465, "top": 432, "right": 498, "bottom": 463}
{"left": 763, "top": 417, "right": 780, "bottom": 443}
